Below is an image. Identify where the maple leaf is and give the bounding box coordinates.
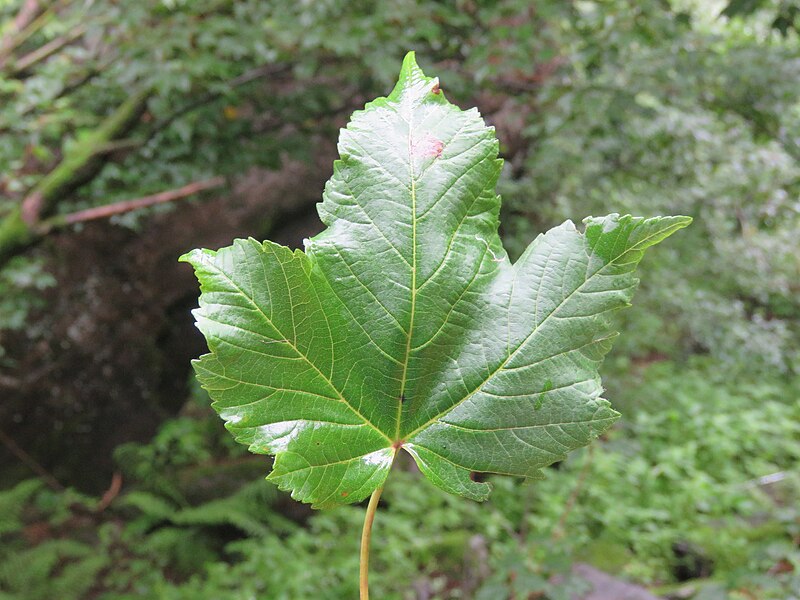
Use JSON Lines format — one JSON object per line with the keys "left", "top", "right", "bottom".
{"left": 181, "top": 52, "right": 691, "bottom": 508}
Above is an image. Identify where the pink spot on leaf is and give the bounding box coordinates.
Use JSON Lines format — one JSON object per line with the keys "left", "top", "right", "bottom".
{"left": 412, "top": 135, "right": 444, "bottom": 160}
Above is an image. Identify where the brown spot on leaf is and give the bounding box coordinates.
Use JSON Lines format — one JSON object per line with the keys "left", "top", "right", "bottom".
{"left": 431, "top": 81, "right": 440, "bottom": 94}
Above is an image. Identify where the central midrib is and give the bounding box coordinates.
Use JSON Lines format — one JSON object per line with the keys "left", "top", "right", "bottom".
{"left": 395, "top": 116, "right": 418, "bottom": 441}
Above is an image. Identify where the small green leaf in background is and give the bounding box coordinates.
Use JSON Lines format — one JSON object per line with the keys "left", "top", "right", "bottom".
{"left": 182, "top": 52, "right": 690, "bottom": 508}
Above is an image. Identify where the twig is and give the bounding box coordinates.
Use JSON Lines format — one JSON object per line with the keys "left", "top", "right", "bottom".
{"left": 11, "top": 0, "right": 40, "bottom": 31}
{"left": 0, "top": 0, "right": 41, "bottom": 63}
{"left": 0, "top": 2, "right": 56, "bottom": 67}
{"left": 95, "top": 472, "right": 122, "bottom": 512}
{"left": 10, "top": 23, "right": 86, "bottom": 75}
{"left": 142, "top": 63, "right": 292, "bottom": 147}
{"left": 0, "top": 427, "right": 64, "bottom": 491}
{"left": 44, "top": 176, "right": 225, "bottom": 229}
{"left": 0, "top": 57, "right": 116, "bottom": 136}
{"left": 19, "top": 87, "right": 152, "bottom": 226}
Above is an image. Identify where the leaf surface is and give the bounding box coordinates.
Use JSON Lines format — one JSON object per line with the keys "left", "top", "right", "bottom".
{"left": 182, "top": 53, "right": 691, "bottom": 507}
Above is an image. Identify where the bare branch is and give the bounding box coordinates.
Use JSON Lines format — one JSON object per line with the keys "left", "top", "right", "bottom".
{"left": 0, "top": 427, "right": 64, "bottom": 491}
{"left": 18, "top": 87, "right": 151, "bottom": 226}
{"left": 45, "top": 177, "right": 225, "bottom": 229}
{"left": 9, "top": 23, "right": 86, "bottom": 75}
{"left": 142, "top": 63, "right": 292, "bottom": 147}
{"left": 95, "top": 472, "right": 123, "bottom": 512}
{"left": 0, "top": 0, "right": 41, "bottom": 61}
{"left": 0, "top": 2, "right": 55, "bottom": 67}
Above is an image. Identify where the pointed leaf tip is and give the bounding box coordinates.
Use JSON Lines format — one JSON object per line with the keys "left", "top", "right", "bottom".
{"left": 389, "top": 51, "right": 431, "bottom": 99}
{"left": 401, "top": 50, "right": 420, "bottom": 72}
{"left": 178, "top": 248, "right": 201, "bottom": 265}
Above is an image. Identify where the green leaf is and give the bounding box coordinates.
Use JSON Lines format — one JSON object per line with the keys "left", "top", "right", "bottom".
{"left": 181, "top": 52, "right": 691, "bottom": 508}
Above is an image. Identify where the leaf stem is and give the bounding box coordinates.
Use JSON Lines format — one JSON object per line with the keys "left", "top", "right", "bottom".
{"left": 360, "top": 485, "right": 384, "bottom": 600}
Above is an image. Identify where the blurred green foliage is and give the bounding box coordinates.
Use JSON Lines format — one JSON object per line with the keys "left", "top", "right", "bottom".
{"left": 1, "top": 0, "right": 797, "bottom": 372}
{"left": 0, "top": 358, "right": 797, "bottom": 598}
{"left": 1, "top": 0, "right": 799, "bottom": 597}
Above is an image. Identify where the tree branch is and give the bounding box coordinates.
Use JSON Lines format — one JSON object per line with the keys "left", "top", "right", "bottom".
{"left": 0, "top": 0, "right": 41, "bottom": 63}
{"left": 0, "top": 1, "right": 55, "bottom": 68}
{"left": 19, "top": 87, "right": 151, "bottom": 224}
{"left": 142, "top": 63, "right": 292, "bottom": 147}
{"left": 43, "top": 177, "right": 225, "bottom": 230}
{"left": 9, "top": 23, "right": 86, "bottom": 75}
{"left": 0, "top": 427, "right": 64, "bottom": 491}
